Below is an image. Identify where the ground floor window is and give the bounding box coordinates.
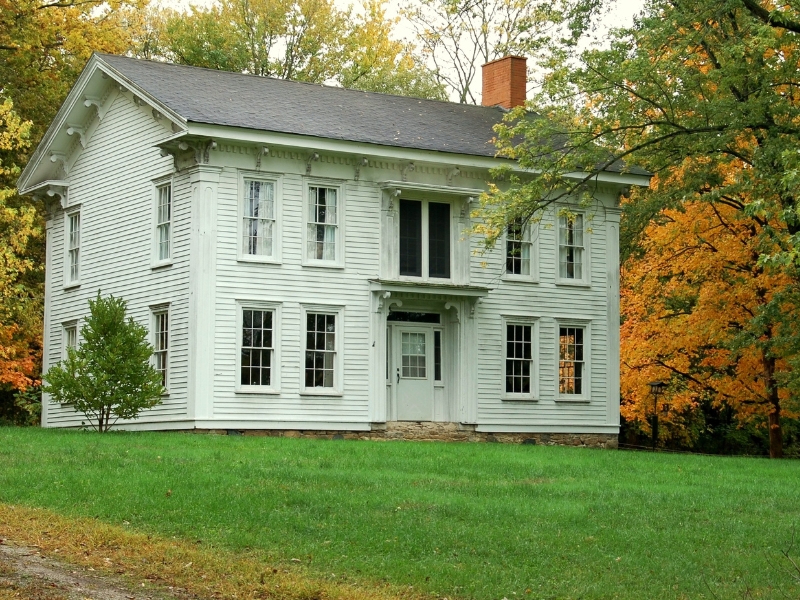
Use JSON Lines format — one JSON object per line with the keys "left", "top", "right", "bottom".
{"left": 152, "top": 309, "right": 169, "bottom": 389}
{"left": 305, "top": 312, "right": 336, "bottom": 388}
{"left": 559, "top": 326, "right": 585, "bottom": 395}
{"left": 241, "top": 308, "right": 274, "bottom": 387}
{"left": 505, "top": 323, "right": 533, "bottom": 394}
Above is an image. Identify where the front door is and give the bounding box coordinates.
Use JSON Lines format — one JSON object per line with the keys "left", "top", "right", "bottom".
{"left": 394, "top": 326, "right": 434, "bottom": 421}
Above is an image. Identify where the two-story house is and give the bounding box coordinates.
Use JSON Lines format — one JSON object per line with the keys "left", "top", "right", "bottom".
{"left": 18, "top": 54, "right": 649, "bottom": 445}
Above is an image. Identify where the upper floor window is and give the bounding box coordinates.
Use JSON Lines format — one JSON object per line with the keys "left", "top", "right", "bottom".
{"left": 399, "top": 199, "right": 450, "bottom": 279}
{"left": 559, "top": 325, "right": 585, "bottom": 395}
{"left": 307, "top": 185, "right": 338, "bottom": 263}
{"left": 156, "top": 183, "right": 171, "bottom": 262}
{"left": 506, "top": 220, "right": 532, "bottom": 277}
{"left": 66, "top": 210, "right": 80, "bottom": 284}
{"left": 243, "top": 179, "right": 276, "bottom": 258}
{"left": 152, "top": 308, "right": 169, "bottom": 389}
{"left": 558, "top": 214, "right": 584, "bottom": 280}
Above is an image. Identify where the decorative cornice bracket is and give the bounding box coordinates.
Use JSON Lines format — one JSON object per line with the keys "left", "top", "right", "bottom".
{"left": 447, "top": 167, "right": 461, "bottom": 186}
{"left": 66, "top": 125, "right": 86, "bottom": 148}
{"left": 354, "top": 157, "right": 368, "bottom": 181}
{"left": 50, "top": 152, "right": 69, "bottom": 175}
{"left": 256, "top": 146, "right": 270, "bottom": 170}
{"left": 83, "top": 96, "right": 107, "bottom": 120}
{"left": 306, "top": 152, "right": 320, "bottom": 175}
{"left": 461, "top": 196, "right": 477, "bottom": 219}
{"left": 401, "top": 162, "right": 415, "bottom": 182}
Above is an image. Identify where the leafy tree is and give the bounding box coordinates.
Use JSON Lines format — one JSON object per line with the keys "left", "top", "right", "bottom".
{"left": 144, "top": 0, "right": 446, "bottom": 100}
{"left": 42, "top": 294, "right": 164, "bottom": 432}
{"left": 481, "top": 0, "right": 800, "bottom": 456}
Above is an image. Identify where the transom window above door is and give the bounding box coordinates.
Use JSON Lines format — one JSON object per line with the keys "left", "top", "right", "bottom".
{"left": 399, "top": 199, "right": 451, "bottom": 279}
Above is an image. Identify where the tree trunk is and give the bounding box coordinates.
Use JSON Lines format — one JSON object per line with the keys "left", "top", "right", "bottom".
{"left": 769, "top": 405, "right": 783, "bottom": 459}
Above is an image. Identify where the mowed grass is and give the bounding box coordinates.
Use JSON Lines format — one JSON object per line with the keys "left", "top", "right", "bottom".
{"left": 0, "top": 428, "right": 798, "bottom": 600}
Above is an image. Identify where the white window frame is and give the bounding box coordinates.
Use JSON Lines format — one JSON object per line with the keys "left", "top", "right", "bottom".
{"left": 556, "top": 210, "right": 590, "bottom": 286}
{"left": 501, "top": 316, "right": 539, "bottom": 401}
{"left": 152, "top": 177, "right": 173, "bottom": 268}
{"left": 555, "top": 319, "right": 591, "bottom": 402}
{"left": 502, "top": 220, "right": 538, "bottom": 282}
{"left": 61, "top": 320, "right": 78, "bottom": 361}
{"left": 151, "top": 304, "right": 170, "bottom": 393}
{"left": 300, "top": 304, "right": 344, "bottom": 395}
{"left": 235, "top": 301, "right": 281, "bottom": 394}
{"left": 302, "top": 179, "right": 345, "bottom": 268}
{"left": 397, "top": 198, "right": 455, "bottom": 283}
{"left": 237, "top": 171, "right": 282, "bottom": 264}
{"left": 64, "top": 208, "right": 81, "bottom": 288}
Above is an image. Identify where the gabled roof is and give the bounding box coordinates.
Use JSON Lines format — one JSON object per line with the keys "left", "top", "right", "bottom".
{"left": 98, "top": 53, "right": 507, "bottom": 159}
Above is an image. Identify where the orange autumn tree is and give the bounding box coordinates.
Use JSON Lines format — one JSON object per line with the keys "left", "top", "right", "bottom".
{"left": 620, "top": 167, "right": 799, "bottom": 453}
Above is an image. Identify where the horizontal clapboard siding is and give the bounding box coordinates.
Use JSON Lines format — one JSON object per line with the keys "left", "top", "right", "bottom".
{"left": 44, "top": 93, "right": 190, "bottom": 427}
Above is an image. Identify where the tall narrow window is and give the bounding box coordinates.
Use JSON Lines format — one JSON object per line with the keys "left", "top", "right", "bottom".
{"left": 62, "top": 322, "right": 77, "bottom": 360}
{"left": 241, "top": 308, "right": 273, "bottom": 386}
{"left": 67, "top": 212, "right": 80, "bottom": 283}
{"left": 506, "top": 221, "right": 531, "bottom": 276}
{"left": 399, "top": 199, "right": 422, "bottom": 276}
{"left": 398, "top": 199, "right": 451, "bottom": 279}
{"left": 559, "top": 214, "right": 584, "bottom": 280}
{"left": 307, "top": 186, "right": 337, "bottom": 261}
{"left": 153, "top": 309, "right": 169, "bottom": 388}
{"left": 559, "top": 326, "right": 585, "bottom": 394}
{"left": 243, "top": 179, "right": 275, "bottom": 257}
{"left": 156, "top": 184, "right": 171, "bottom": 261}
{"left": 428, "top": 202, "right": 451, "bottom": 278}
{"left": 434, "top": 330, "right": 442, "bottom": 382}
{"left": 505, "top": 324, "right": 532, "bottom": 394}
{"left": 305, "top": 313, "right": 336, "bottom": 388}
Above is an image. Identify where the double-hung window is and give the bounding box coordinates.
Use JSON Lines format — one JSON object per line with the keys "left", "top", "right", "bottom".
{"left": 155, "top": 183, "right": 171, "bottom": 262}
{"left": 307, "top": 185, "right": 339, "bottom": 263}
{"left": 240, "top": 308, "right": 274, "bottom": 388}
{"left": 152, "top": 308, "right": 169, "bottom": 389}
{"left": 504, "top": 319, "right": 537, "bottom": 399}
{"left": 304, "top": 311, "right": 337, "bottom": 390}
{"left": 62, "top": 321, "right": 78, "bottom": 360}
{"left": 558, "top": 214, "right": 585, "bottom": 281}
{"left": 559, "top": 325, "right": 585, "bottom": 396}
{"left": 66, "top": 211, "right": 80, "bottom": 285}
{"left": 506, "top": 220, "right": 533, "bottom": 278}
{"left": 242, "top": 178, "right": 276, "bottom": 258}
{"left": 399, "top": 199, "right": 451, "bottom": 279}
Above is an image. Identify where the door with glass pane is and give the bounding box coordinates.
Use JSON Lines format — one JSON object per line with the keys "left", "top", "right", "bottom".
{"left": 394, "top": 326, "right": 434, "bottom": 421}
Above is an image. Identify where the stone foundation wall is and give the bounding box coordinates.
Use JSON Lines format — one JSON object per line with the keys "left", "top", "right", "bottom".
{"left": 194, "top": 421, "right": 618, "bottom": 449}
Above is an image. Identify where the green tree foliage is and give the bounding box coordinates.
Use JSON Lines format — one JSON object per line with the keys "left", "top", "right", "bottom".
{"left": 43, "top": 294, "right": 164, "bottom": 432}
{"left": 143, "top": 0, "right": 446, "bottom": 100}
{"left": 481, "top": 0, "right": 800, "bottom": 456}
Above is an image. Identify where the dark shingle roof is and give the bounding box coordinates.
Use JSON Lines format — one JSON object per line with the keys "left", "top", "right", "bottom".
{"left": 99, "top": 53, "right": 506, "bottom": 158}
{"left": 97, "top": 54, "right": 649, "bottom": 176}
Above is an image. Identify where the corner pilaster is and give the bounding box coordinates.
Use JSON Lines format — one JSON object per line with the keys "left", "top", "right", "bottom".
{"left": 605, "top": 209, "right": 622, "bottom": 429}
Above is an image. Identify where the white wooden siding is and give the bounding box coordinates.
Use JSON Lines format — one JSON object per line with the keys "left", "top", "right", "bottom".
{"left": 43, "top": 92, "right": 190, "bottom": 427}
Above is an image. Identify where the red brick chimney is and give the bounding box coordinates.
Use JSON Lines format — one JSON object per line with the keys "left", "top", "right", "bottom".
{"left": 481, "top": 56, "right": 527, "bottom": 109}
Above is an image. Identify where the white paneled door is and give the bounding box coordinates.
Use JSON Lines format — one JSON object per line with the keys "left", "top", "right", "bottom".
{"left": 394, "top": 326, "right": 434, "bottom": 421}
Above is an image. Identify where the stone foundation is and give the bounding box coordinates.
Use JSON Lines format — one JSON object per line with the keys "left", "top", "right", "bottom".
{"left": 193, "top": 421, "right": 618, "bottom": 449}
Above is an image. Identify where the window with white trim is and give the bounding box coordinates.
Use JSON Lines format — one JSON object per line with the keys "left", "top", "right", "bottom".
{"left": 307, "top": 185, "right": 338, "bottom": 262}
{"left": 62, "top": 322, "right": 78, "bottom": 360}
{"left": 399, "top": 199, "right": 451, "bottom": 279}
{"left": 505, "top": 323, "right": 533, "bottom": 395}
{"left": 506, "top": 220, "right": 532, "bottom": 277}
{"left": 242, "top": 179, "right": 276, "bottom": 258}
{"left": 66, "top": 211, "right": 80, "bottom": 284}
{"left": 305, "top": 312, "right": 337, "bottom": 388}
{"left": 559, "top": 326, "right": 585, "bottom": 395}
{"left": 240, "top": 308, "right": 274, "bottom": 387}
{"left": 155, "top": 183, "right": 171, "bottom": 261}
{"left": 558, "top": 214, "right": 584, "bottom": 280}
{"left": 152, "top": 308, "right": 169, "bottom": 389}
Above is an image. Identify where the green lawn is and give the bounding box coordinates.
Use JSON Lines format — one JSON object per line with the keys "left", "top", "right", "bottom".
{"left": 0, "top": 427, "right": 797, "bottom": 599}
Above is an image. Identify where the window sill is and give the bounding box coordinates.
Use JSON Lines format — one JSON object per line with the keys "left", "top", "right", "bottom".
{"left": 151, "top": 260, "right": 173, "bottom": 270}
{"left": 502, "top": 274, "right": 538, "bottom": 284}
{"left": 302, "top": 261, "right": 345, "bottom": 270}
{"left": 555, "top": 280, "right": 591, "bottom": 288}
{"left": 63, "top": 281, "right": 81, "bottom": 291}
{"left": 237, "top": 255, "right": 281, "bottom": 266}
{"left": 502, "top": 395, "right": 538, "bottom": 402}
{"left": 235, "top": 387, "right": 280, "bottom": 395}
{"left": 555, "top": 396, "right": 591, "bottom": 403}
{"left": 300, "top": 388, "right": 343, "bottom": 397}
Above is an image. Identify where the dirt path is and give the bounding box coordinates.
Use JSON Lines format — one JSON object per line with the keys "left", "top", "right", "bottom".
{"left": 0, "top": 539, "right": 188, "bottom": 600}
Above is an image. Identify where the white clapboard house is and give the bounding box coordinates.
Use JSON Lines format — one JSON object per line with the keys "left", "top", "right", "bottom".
{"left": 18, "top": 54, "right": 649, "bottom": 442}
